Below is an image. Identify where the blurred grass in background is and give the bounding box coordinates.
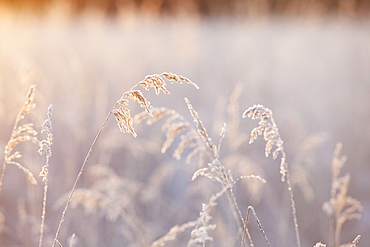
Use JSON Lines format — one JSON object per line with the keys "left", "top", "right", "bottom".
{"left": 0, "top": 0, "right": 369, "bottom": 246}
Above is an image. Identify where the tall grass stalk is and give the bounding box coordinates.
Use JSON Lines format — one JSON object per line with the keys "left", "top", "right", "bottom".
{"left": 243, "top": 104, "right": 301, "bottom": 247}
{"left": 51, "top": 105, "right": 114, "bottom": 246}
{"left": 38, "top": 104, "right": 53, "bottom": 247}
{"left": 52, "top": 73, "right": 198, "bottom": 246}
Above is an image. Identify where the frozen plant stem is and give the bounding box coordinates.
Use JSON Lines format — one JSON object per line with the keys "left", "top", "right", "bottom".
{"left": 38, "top": 104, "right": 53, "bottom": 247}
{"left": 241, "top": 206, "right": 270, "bottom": 247}
{"left": 52, "top": 107, "right": 114, "bottom": 246}
{"left": 243, "top": 104, "right": 301, "bottom": 247}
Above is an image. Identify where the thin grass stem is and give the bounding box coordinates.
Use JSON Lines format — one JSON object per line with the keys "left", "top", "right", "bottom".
{"left": 52, "top": 107, "right": 114, "bottom": 246}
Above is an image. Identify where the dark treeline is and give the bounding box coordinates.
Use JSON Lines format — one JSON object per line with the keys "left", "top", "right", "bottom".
{"left": 1, "top": 0, "right": 369, "bottom": 17}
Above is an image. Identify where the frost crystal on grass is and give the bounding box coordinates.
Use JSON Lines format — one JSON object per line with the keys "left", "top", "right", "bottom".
{"left": 242, "top": 104, "right": 287, "bottom": 181}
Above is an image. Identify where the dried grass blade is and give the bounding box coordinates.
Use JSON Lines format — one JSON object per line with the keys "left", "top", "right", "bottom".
{"left": 124, "top": 90, "right": 152, "bottom": 116}
{"left": 185, "top": 98, "right": 217, "bottom": 156}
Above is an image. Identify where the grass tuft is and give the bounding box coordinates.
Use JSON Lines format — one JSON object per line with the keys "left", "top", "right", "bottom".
{"left": 0, "top": 73, "right": 363, "bottom": 247}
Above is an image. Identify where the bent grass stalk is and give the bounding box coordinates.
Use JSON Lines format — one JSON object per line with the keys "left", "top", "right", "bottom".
{"left": 52, "top": 73, "right": 198, "bottom": 246}
{"left": 243, "top": 104, "right": 301, "bottom": 247}
{"left": 241, "top": 206, "right": 270, "bottom": 247}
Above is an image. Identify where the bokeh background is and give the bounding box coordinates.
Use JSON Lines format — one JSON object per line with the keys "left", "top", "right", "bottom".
{"left": 0, "top": 1, "right": 369, "bottom": 246}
